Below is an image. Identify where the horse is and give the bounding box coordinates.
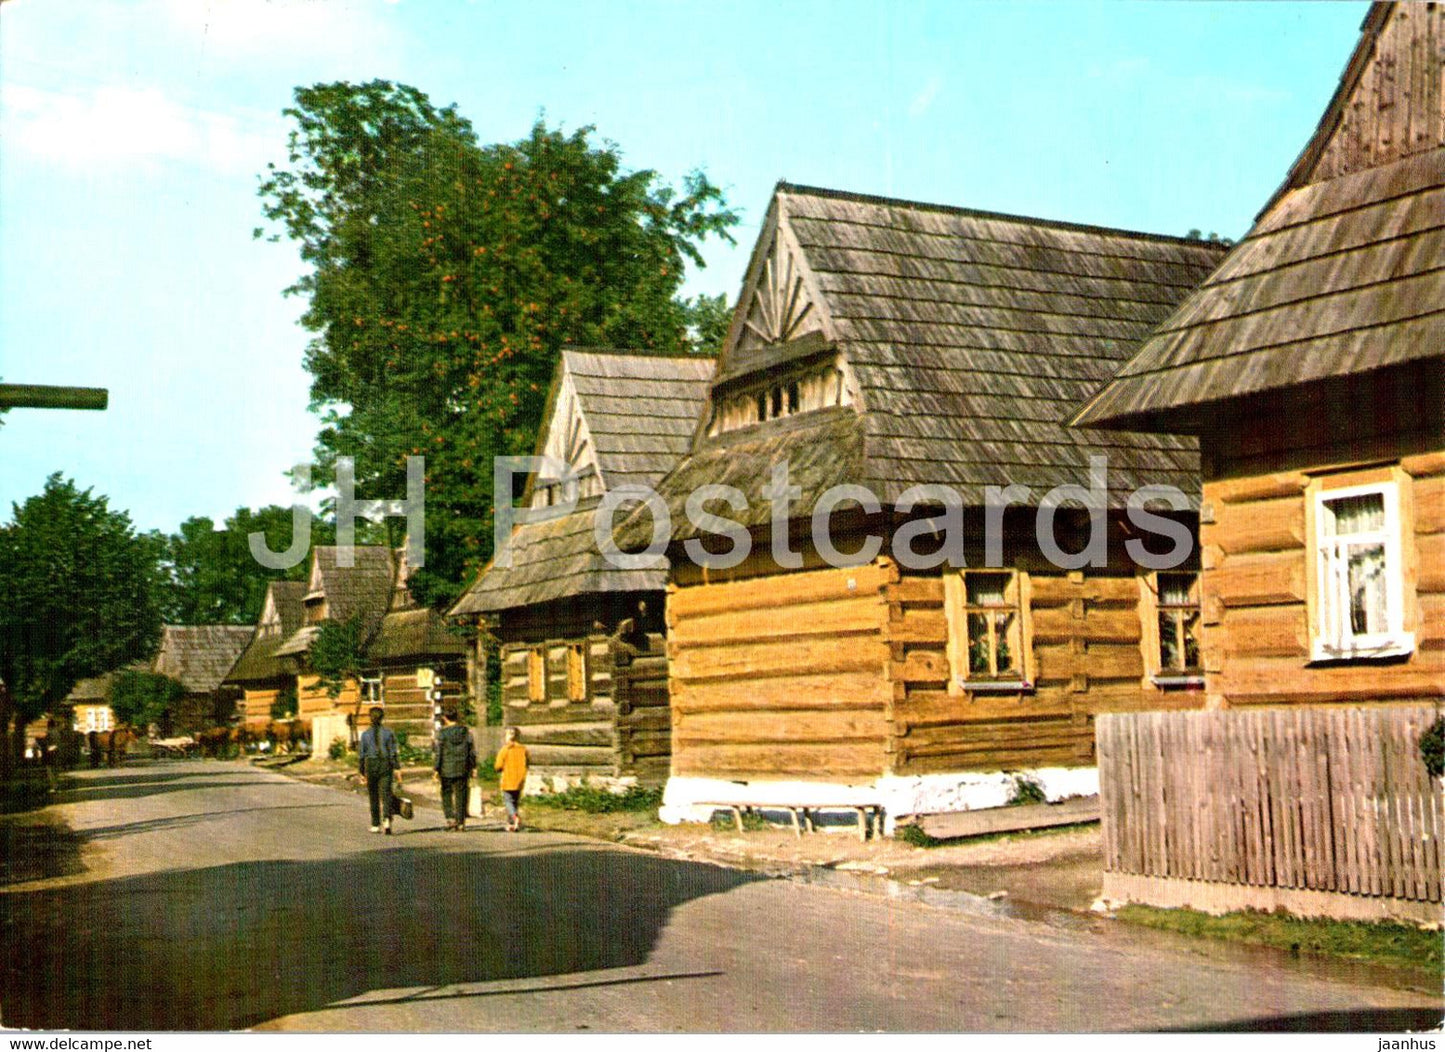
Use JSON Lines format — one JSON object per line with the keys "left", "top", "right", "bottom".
{"left": 97, "top": 726, "right": 138, "bottom": 767}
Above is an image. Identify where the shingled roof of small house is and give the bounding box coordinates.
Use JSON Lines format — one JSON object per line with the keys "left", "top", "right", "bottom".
{"left": 629, "top": 183, "right": 1226, "bottom": 542}
{"left": 450, "top": 349, "right": 714, "bottom": 617}
{"left": 151, "top": 625, "right": 254, "bottom": 694}
{"left": 1071, "top": 3, "right": 1445, "bottom": 433}
{"left": 275, "top": 546, "right": 396, "bottom": 658}
{"left": 224, "top": 581, "right": 307, "bottom": 685}
{"left": 557, "top": 349, "right": 716, "bottom": 494}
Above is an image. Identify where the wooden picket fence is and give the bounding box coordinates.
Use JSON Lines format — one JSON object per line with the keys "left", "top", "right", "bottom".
{"left": 1096, "top": 706, "right": 1444, "bottom": 910}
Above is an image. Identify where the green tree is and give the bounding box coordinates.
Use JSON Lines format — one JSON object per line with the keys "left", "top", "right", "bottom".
{"left": 257, "top": 80, "right": 736, "bottom": 609}
{"left": 159, "top": 505, "right": 340, "bottom": 625}
{"left": 0, "top": 474, "right": 163, "bottom": 776}
{"left": 309, "top": 616, "right": 368, "bottom": 744}
{"left": 109, "top": 670, "right": 187, "bottom": 731}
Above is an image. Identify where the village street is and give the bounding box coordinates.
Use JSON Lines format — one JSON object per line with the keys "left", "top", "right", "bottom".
{"left": 1, "top": 760, "right": 1440, "bottom": 1034}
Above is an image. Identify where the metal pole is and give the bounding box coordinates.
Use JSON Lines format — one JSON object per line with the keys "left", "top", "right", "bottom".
{"left": 0, "top": 385, "right": 109, "bottom": 410}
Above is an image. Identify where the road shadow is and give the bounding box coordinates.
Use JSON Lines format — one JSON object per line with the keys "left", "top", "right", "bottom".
{"left": 1169, "top": 1006, "right": 1445, "bottom": 1032}
{"left": 54, "top": 767, "right": 273, "bottom": 805}
{"left": 1, "top": 842, "right": 761, "bottom": 1030}
{"left": 0, "top": 817, "right": 84, "bottom": 885}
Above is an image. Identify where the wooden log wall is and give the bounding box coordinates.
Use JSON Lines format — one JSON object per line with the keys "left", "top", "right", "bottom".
{"left": 296, "top": 674, "right": 359, "bottom": 720}
{"left": 667, "top": 561, "right": 893, "bottom": 782}
{"left": 1097, "top": 706, "right": 1444, "bottom": 908}
{"left": 241, "top": 687, "right": 281, "bottom": 727}
{"left": 614, "top": 633, "right": 672, "bottom": 785}
{"left": 888, "top": 567, "right": 1203, "bottom": 777}
{"left": 1202, "top": 450, "right": 1445, "bottom": 705}
{"left": 501, "top": 633, "right": 619, "bottom": 777}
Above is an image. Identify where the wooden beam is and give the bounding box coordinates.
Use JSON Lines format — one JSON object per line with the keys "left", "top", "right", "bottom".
{"left": 0, "top": 384, "right": 109, "bottom": 410}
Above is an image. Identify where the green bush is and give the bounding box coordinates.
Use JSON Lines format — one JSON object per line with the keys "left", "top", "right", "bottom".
{"left": 1008, "top": 774, "right": 1048, "bottom": 806}
{"left": 1420, "top": 716, "right": 1445, "bottom": 778}
{"left": 895, "top": 822, "right": 941, "bottom": 847}
{"left": 709, "top": 809, "right": 770, "bottom": 832}
{"left": 531, "top": 784, "right": 663, "bottom": 813}
{"left": 328, "top": 738, "right": 347, "bottom": 761}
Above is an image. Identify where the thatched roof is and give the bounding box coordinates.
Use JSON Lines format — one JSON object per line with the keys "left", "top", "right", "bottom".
{"left": 1072, "top": 4, "right": 1445, "bottom": 432}
{"left": 623, "top": 184, "right": 1224, "bottom": 544}
{"left": 451, "top": 350, "right": 714, "bottom": 617}
{"left": 152, "top": 625, "right": 253, "bottom": 694}
{"left": 66, "top": 674, "right": 116, "bottom": 704}
{"left": 223, "top": 581, "right": 306, "bottom": 685}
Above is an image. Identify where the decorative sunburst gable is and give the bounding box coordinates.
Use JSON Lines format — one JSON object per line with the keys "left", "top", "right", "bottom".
{"left": 258, "top": 588, "right": 281, "bottom": 630}
{"left": 531, "top": 365, "right": 601, "bottom": 507}
{"left": 724, "top": 192, "right": 835, "bottom": 363}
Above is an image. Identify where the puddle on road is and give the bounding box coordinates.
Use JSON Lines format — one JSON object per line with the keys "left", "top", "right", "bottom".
{"left": 794, "top": 864, "right": 1443, "bottom": 998}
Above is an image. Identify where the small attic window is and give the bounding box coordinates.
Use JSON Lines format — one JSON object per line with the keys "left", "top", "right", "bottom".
{"left": 710, "top": 365, "right": 851, "bottom": 436}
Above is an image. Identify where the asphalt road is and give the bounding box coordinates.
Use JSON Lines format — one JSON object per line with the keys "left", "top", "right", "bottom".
{"left": 2, "top": 760, "right": 1440, "bottom": 1033}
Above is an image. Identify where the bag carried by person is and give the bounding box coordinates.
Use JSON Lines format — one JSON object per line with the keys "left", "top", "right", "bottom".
{"left": 391, "top": 772, "right": 414, "bottom": 820}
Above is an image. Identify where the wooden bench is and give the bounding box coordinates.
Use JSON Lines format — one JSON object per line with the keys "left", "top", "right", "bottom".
{"left": 700, "top": 801, "right": 883, "bottom": 842}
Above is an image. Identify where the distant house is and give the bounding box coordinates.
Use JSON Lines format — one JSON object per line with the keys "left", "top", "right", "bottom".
{"left": 1071, "top": 1, "right": 1445, "bottom": 707}
{"left": 619, "top": 183, "right": 1227, "bottom": 822}
{"left": 62, "top": 624, "right": 252, "bottom": 736}
{"left": 150, "top": 625, "right": 254, "bottom": 734}
{"left": 64, "top": 674, "right": 117, "bottom": 735}
{"left": 223, "top": 581, "right": 307, "bottom": 726}
{"left": 450, "top": 349, "right": 715, "bottom": 786}
{"left": 274, "top": 545, "right": 467, "bottom": 743}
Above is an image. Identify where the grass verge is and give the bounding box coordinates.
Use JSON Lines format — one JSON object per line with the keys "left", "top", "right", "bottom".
{"left": 895, "top": 820, "right": 1098, "bottom": 849}
{"left": 528, "top": 784, "right": 663, "bottom": 814}
{"left": 1115, "top": 904, "right": 1443, "bottom": 974}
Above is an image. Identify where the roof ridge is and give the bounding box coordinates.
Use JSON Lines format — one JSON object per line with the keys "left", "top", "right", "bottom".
{"left": 563, "top": 345, "right": 718, "bottom": 361}
{"left": 775, "top": 181, "right": 1227, "bottom": 249}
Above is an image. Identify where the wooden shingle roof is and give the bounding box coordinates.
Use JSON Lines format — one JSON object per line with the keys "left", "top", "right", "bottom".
{"left": 637, "top": 183, "right": 1224, "bottom": 540}
{"left": 224, "top": 581, "right": 307, "bottom": 685}
{"left": 563, "top": 349, "right": 715, "bottom": 493}
{"left": 275, "top": 547, "right": 396, "bottom": 658}
{"left": 1072, "top": 3, "right": 1445, "bottom": 432}
{"left": 151, "top": 625, "right": 254, "bottom": 694}
{"left": 451, "top": 350, "right": 713, "bottom": 617}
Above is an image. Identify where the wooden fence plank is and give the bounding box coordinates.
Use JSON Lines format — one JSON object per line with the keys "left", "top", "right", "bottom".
{"left": 1095, "top": 705, "right": 1441, "bottom": 908}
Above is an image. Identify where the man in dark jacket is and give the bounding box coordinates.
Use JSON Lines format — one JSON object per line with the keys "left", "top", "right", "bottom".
{"left": 432, "top": 707, "right": 477, "bottom": 831}
{"left": 358, "top": 706, "right": 401, "bottom": 834}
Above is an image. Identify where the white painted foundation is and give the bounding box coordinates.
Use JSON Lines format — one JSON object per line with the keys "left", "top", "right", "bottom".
{"left": 660, "top": 767, "right": 1100, "bottom": 835}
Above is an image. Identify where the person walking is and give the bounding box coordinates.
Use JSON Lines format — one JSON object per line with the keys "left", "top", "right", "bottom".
{"left": 494, "top": 726, "right": 529, "bottom": 832}
{"left": 358, "top": 706, "right": 400, "bottom": 835}
{"left": 433, "top": 708, "right": 477, "bottom": 832}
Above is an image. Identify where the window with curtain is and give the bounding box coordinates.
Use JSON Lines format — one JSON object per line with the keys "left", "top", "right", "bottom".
{"left": 1311, "top": 480, "right": 1413, "bottom": 660}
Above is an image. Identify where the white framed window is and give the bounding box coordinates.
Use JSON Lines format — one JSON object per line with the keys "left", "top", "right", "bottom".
{"left": 1141, "top": 572, "right": 1204, "bottom": 688}
{"left": 944, "top": 570, "right": 1034, "bottom": 692}
{"left": 359, "top": 676, "right": 385, "bottom": 705}
{"left": 1310, "top": 480, "right": 1414, "bottom": 661}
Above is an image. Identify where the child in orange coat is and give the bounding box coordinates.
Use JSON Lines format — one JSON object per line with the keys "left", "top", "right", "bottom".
{"left": 494, "top": 726, "right": 529, "bottom": 832}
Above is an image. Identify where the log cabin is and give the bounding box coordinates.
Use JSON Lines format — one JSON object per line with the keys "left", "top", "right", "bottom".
{"left": 150, "top": 625, "right": 253, "bottom": 734}
{"left": 1071, "top": 1, "right": 1445, "bottom": 709}
{"left": 62, "top": 625, "right": 251, "bottom": 736}
{"left": 449, "top": 348, "right": 714, "bottom": 787}
{"left": 223, "top": 580, "right": 307, "bottom": 726}
{"left": 614, "top": 182, "right": 1229, "bottom": 824}
{"left": 274, "top": 545, "right": 467, "bottom": 744}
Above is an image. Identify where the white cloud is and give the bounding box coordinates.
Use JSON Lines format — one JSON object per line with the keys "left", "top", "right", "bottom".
{"left": 908, "top": 75, "right": 943, "bottom": 118}
{"left": 159, "top": 0, "right": 390, "bottom": 64}
{"left": 1, "top": 82, "right": 283, "bottom": 174}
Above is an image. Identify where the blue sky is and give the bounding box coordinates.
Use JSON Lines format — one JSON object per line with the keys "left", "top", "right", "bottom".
{"left": 0, "top": 0, "right": 1367, "bottom": 534}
